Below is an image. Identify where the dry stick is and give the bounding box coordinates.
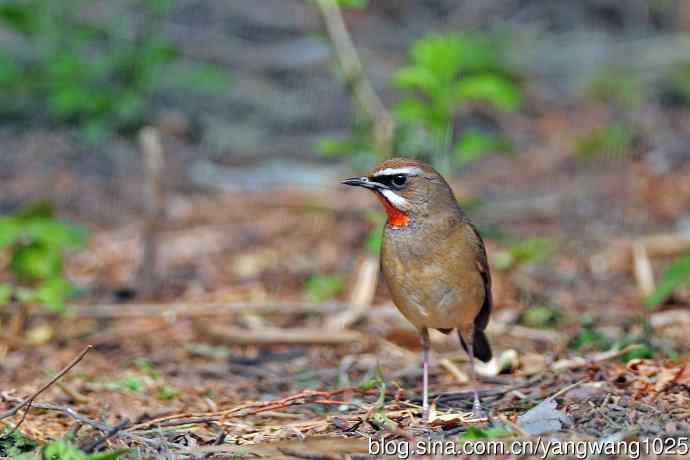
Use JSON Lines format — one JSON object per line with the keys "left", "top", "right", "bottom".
{"left": 315, "top": 0, "right": 394, "bottom": 157}
{"left": 137, "top": 126, "right": 165, "bottom": 299}
{"left": 326, "top": 255, "right": 379, "bottom": 331}
{"left": 0, "top": 345, "right": 93, "bottom": 435}
{"left": 50, "top": 301, "right": 344, "bottom": 319}
{"left": 81, "top": 418, "right": 130, "bottom": 453}
{"left": 633, "top": 242, "right": 656, "bottom": 298}
{"left": 202, "top": 325, "right": 365, "bottom": 346}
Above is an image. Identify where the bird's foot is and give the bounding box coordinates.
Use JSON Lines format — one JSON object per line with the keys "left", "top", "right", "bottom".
{"left": 470, "top": 395, "right": 487, "bottom": 420}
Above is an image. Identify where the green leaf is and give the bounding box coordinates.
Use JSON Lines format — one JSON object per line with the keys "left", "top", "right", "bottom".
{"left": 165, "top": 62, "right": 232, "bottom": 93}
{"left": 0, "top": 50, "right": 20, "bottom": 86}
{"left": 393, "top": 66, "right": 439, "bottom": 93}
{"left": 454, "top": 132, "right": 510, "bottom": 166}
{"left": 461, "top": 425, "right": 512, "bottom": 440}
{"left": 0, "top": 283, "right": 14, "bottom": 307}
{"left": 0, "top": 216, "right": 22, "bottom": 247}
{"left": 410, "top": 34, "right": 500, "bottom": 83}
{"left": 521, "top": 305, "right": 561, "bottom": 329}
{"left": 646, "top": 252, "right": 690, "bottom": 309}
{"left": 25, "top": 219, "right": 88, "bottom": 249}
{"left": 89, "top": 448, "right": 129, "bottom": 460}
{"left": 393, "top": 97, "right": 430, "bottom": 124}
{"left": 455, "top": 74, "right": 521, "bottom": 111}
{"left": 575, "top": 124, "right": 634, "bottom": 160}
{"left": 620, "top": 343, "right": 655, "bottom": 362}
{"left": 570, "top": 326, "right": 612, "bottom": 352}
{"left": 336, "top": 0, "right": 368, "bottom": 9}
{"left": 0, "top": 428, "right": 38, "bottom": 457}
{"left": 35, "top": 278, "right": 75, "bottom": 313}
{"left": 493, "top": 238, "right": 553, "bottom": 270}
{"left": 0, "top": 3, "right": 36, "bottom": 35}
{"left": 305, "top": 274, "right": 344, "bottom": 303}
{"left": 104, "top": 377, "right": 145, "bottom": 393}
{"left": 155, "top": 385, "right": 181, "bottom": 401}
{"left": 10, "top": 242, "right": 63, "bottom": 281}
{"left": 14, "top": 201, "right": 55, "bottom": 220}
{"left": 39, "top": 439, "right": 128, "bottom": 460}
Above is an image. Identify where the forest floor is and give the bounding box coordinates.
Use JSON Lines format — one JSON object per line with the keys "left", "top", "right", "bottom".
{"left": 2, "top": 104, "right": 690, "bottom": 459}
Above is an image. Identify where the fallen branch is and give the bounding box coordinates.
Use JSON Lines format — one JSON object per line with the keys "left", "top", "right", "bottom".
{"left": 34, "top": 302, "right": 344, "bottom": 319}
{"left": 0, "top": 345, "right": 92, "bottom": 435}
{"left": 591, "top": 232, "right": 690, "bottom": 273}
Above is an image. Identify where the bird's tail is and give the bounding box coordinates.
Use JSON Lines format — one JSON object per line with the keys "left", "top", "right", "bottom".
{"left": 472, "top": 329, "right": 492, "bottom": 363}
{"left": 460, "top": 329, "right": 493, "bottom": 363}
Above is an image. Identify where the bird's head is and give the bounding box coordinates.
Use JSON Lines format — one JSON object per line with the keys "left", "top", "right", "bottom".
{"left": 342, "top": 158, "right": 459, "bottom": 228}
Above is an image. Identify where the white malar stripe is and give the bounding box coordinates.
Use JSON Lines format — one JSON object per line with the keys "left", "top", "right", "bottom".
{"left": 374, "top": 166, "right": 423, "bottom": 177}
{"left": 381, "top": 189, "right": 411, "bottom": 210}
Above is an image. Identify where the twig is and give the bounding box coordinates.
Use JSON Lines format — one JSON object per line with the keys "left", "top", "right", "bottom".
{"left": 439, "top": 358, "right": 469, "bottom": 383}
{"left": 81, "top": 419, "right": 130, "bottom": 453}
{"left": 326, "top": 255, "right": 379, "bottom": 331}
{"left": 202, "top": 324, "right": 366, "bottom": 346}
{"left": 315, "top": 0, "right": 394, "bottom": 157}
{"left": 548, "top": 378, "right": 587, "bottom": 400}
{"left": 137, "top": 126, "right": 166, "bottom": 299}
{"left": 0, "top": 345, "right": 93, "bottom": 435}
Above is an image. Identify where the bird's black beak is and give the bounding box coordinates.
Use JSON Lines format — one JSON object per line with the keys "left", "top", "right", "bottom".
{"left": 341, "top": 176, "right": 385, "bottom": 190}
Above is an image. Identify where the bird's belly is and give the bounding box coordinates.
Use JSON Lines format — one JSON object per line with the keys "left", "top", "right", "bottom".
{"left": 383, "top": 259, "right": 482, "bottom": 330}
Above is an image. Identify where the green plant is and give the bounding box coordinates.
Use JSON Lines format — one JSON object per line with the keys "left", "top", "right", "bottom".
{"left": 645, "top": 252, "right": 690, "bottom": 309}
{"left": 569, "top": 316, "right": 612, "bottom": 352}
{"left": 393, "top": 33, "right": 520, "bottom": 171}
{"left": 660, "top": 61, "right": 690, "bottom": 107}
{"left": 0, "top": 429, "right": 37, "bottom": 457}
{"left": 460, "top": 425, "right": 512, "bottom": 440}
{"left": 0, "top": 0, "right": 230, "bottom": 141}
{"left": 0, "top": 202, "right": 88, "bottom": 313}
{"left": 155, "top": 384, "right": 181, "bottom": 401}
{"left": 304, "top": 274, "right": 344, "bottom": 303}
{"left": 104, "top": 376, "right": 145, "bottom": 393}
{"left": 520, "top": 305, "right": 561, "bottom": 329}
{"left": 493, "top": 238, "right": 554, "bottom": 270}
{"left": 587, "top": 69, "right": 646, "bottom": 108}
{"left": 319, "top": 32, "right": 521, "bottom": 172}
{"left": 12, "top": 438, "right": 128, "bottom": 460}
{"left": 575, "top": 124, "right": 634, "bottom": 160}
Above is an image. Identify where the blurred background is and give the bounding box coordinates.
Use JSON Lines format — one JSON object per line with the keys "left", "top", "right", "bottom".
{"left": 1, "top": 0, "right": 690, "bottom": 450}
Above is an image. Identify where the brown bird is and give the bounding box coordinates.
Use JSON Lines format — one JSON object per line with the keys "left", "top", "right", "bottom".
{"left": 343, "top": 158, "right": 492, "bottom": 421}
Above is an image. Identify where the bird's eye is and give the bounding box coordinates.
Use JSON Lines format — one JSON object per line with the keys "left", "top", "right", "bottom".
{"left": 392, "top": 175, "right": 407, "bottom": 188}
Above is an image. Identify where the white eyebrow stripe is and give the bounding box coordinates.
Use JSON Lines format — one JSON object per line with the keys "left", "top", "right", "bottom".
{"left": 381, "top": 189, "right": 412, "bottom": 211}
{"left": 374, "top": 167, "right": 423, "bottom": 176}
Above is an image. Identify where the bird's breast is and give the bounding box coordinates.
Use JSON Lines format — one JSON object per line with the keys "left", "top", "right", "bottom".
{"left": 380, "top": 225, "right": 484, "bottom": 329}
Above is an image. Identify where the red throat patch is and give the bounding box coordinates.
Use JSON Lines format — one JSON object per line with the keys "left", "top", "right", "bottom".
{"left": 375, "top": 193, "right": 409, "bottom": 228}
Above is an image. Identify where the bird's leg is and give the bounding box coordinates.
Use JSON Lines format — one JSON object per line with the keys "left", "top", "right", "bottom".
{"left": 459, "top": 328, "right": 486, "bottom": 419}
{"left": 420, "top": 327, "right": 430, "bottom": 422}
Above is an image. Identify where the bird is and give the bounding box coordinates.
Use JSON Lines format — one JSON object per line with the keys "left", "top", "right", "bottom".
{"left": 342, "top": 158, "right": 492, "bottom": 421}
